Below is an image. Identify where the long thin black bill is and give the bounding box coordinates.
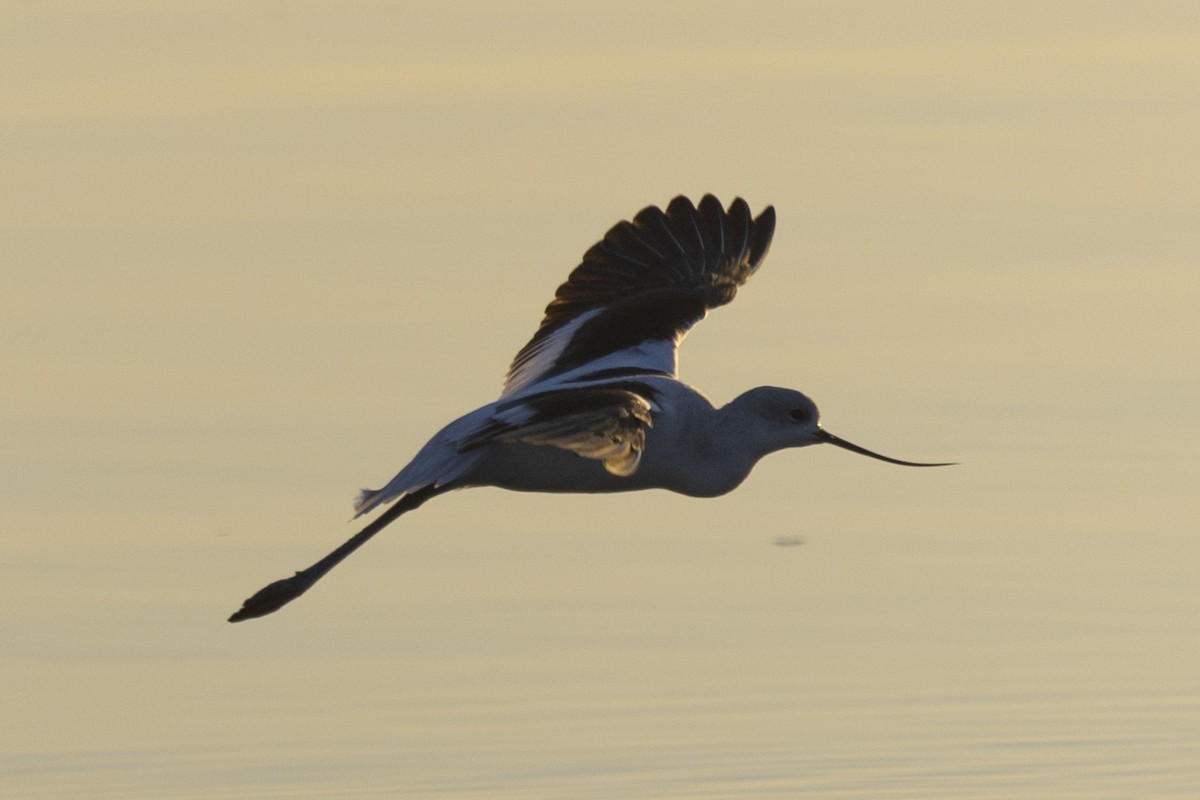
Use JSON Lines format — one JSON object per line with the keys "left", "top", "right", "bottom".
{"left": 815, "top": 429, "right": 956, "bottom": 467}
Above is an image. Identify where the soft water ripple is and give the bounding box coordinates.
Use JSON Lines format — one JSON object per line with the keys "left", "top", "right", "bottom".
{"left": 7, "top": 690, "right": 1197, "bottom": 798}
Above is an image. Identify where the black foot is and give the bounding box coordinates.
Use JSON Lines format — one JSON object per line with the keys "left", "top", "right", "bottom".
{"left": 228, "top": 570, "right": 316, "bottom": 622}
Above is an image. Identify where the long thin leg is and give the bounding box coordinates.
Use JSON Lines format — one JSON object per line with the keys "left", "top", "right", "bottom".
{"left": 228, "top": 485, "right": 446, "bottom": 622}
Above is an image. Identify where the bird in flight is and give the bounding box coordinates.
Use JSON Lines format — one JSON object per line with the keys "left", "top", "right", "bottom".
{"left": 229, "top": 195, "right": 951, "bottom": 622}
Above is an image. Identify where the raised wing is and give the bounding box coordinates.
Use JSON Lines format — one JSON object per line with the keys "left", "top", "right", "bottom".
{"left": 501, "top": 195, "right": 776, "bottom": 397}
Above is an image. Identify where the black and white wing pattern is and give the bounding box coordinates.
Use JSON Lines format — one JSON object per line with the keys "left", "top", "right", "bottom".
{"left": 459, "top": 385, "right": 654, "bottom": 477}
{"left": 501, "top": 195, "right": 776, "bottom": 397}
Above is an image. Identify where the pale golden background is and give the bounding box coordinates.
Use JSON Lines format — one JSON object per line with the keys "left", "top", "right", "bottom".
{"left": 3, "top": 2, "right": 1198, "bottom": 798}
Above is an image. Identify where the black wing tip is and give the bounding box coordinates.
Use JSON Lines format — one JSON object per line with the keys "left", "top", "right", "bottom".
{"left": 545, "top": 193, "right": 778, "bottom": 308}
{"left": 663, "top": 193, "right": 773, "bottom": 219}
{"left": 661, "top": 193, "right": 775, "bottom": 255}
{"left": 748, "top": 203, "right": 776, "bottom": 269}
{"left": 653, "top": 193, "right": 771, "bottom": 214}
{"left": 689, "top": 194, "right": 774, "bottom": 256}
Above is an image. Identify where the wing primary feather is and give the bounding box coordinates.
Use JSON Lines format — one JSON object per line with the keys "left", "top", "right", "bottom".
{"left": 747, "top": 205, "right": 776, "bottom": 268}
{"left": 697, "top": 195, "right": 727, "bottom": 263}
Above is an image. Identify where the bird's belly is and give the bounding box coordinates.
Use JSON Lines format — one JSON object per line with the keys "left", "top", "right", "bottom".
{"left": 467, "top": 438, "right": 746, "bottom": 498}
{"left": 468, "top": 443, "right": 650, "bottom": 494}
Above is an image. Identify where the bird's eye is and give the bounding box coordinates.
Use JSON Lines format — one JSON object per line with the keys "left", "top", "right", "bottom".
{"left": 789, "top": 407, "right": 812, "bottom": 423}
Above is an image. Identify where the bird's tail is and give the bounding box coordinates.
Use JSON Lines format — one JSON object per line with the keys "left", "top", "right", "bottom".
{"left": 352, "top": 486, "right": 389, "bottom": 517}
{"left": 352, "top": 436, "right": 482, "bottom": 518}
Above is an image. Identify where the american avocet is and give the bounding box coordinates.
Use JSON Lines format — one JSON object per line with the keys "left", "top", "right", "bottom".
{"left": 229, "top": 195, "right": 951, "bottom": 622}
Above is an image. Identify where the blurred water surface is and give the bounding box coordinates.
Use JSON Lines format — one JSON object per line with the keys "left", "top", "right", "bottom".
{"left": 3, "top": 3, "right": 1197, "bottom": 797}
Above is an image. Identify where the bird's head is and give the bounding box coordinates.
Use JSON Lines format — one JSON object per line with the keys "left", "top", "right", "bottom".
{"left": 730, "top": 386, "right": 954, "bottom": 466}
